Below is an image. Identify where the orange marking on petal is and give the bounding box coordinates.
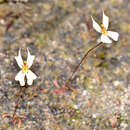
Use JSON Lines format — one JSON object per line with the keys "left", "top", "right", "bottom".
{"left": 22, "top": 61, "right": 28, "bottom": 73}
{"left": 100, "top": 24, "right": 107, "bottom": 35}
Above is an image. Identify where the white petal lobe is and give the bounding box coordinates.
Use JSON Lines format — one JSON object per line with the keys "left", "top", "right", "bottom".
{"left": 26, "top": 70, "right": 37, "bottom": 85}
{"left": 27, "top": 48, "right": 35, "bottom": 68}
{"left": 15, "top": 49, "right": 23, "bottom": 68}
{"left": 101, "top": 34, "right": 112, "bottom": 43}
{"left": 107, "top": 31, "right": 119, "bottom": 41}
{"left": 15, "top": 70, "right": 25, "bottom": 86}
{"left": 91, "top": 16, "right": 101, "bottom": 33}
{"left": 102, "top": 11, "right": 109, "bottom": 30}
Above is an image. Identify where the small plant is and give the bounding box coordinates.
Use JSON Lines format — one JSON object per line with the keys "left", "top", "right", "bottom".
{"left": 15, "top": 48, "right": 37, "bottom": 86}
{"left": 53, "top": 11, "right": 119, "bottom": 92}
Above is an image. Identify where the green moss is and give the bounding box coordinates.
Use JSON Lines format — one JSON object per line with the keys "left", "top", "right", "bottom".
{"left": 101, "top": 62, "right": 108, "bottom": 67}
{"left": 83, "top": 79, "right": 90, "bottom": 88}
{"left": 73, "top": 115, "right": 80, "bottom": 120}
{"left": 36, "top": 34, "right": 48, "bottom": 46}
{"left": 0, "top": 123, "right": 10, "bottom": 129}
{"left": 0, "top": 0, "right": 5, "bottom": 3}
{"left": 75, "top": 121, "right": 82, "bottom": 128}
{"left": 67, "top": 120, "right": 73, "bottom": 125}
{"left": 98, "top": 52, "right": 106, "bottom": 59}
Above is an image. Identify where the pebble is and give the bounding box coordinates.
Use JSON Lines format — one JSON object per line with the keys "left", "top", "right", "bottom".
{"left": 113, "top": 80, "right": 120, "bottom": 86}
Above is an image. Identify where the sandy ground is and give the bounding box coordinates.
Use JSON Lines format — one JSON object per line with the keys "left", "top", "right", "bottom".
{"left": 0, "top": 0, "right": 129, "bottom": 129}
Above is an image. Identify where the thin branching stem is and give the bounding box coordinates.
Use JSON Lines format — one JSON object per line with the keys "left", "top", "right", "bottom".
{"left": 68, "top": 42, "right": 103, "bottom": 82}
{"left": 12, "top": 85, "right": 26, "bottom": 119}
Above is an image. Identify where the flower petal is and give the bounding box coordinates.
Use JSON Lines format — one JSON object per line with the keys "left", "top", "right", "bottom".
{"left": 15, "top": 70, "right": 25, "bottom": 86}
{"left": 101, "top": 34, "right": 112, "bottom": 43}
{"left": 91, "top": 16, "right": 101, "bottom": 33}
{"left": 15, "top": 49, "right": 23, "bottom": 68}
{"left": 26, "top": 70, "right": 37, "bottom": 85}
{"left": 102, "top": 11, "right": 109, "bottom": 30}
{"left": 27, "top": 48, "right": 35, "bottom": 68}
{"left": 107, "top": 31, "right": 119, "bottom": 41}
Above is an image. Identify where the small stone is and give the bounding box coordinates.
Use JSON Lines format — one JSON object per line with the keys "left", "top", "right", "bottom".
{"left": 120, "top": 122, "right": 128, "bottom": 129}
{"left": 73, "top": 105, "right": 78, "bottom": 109}
{"left": 113, "top": 80, "right": 120, "bottom": 86}
{"left": 72, "top": 119, "right": 75, "bottom": 122}
{"left": 92, "top": 114, "right": 96, "bottom": 118}
{"left": 43, "top": 4, "right": 51, "bottom": 10}
{"left": 0, "top": 19, "right": 5, "bottom": 24}
{"left": 82, "top": 90, "right": 87, "bottom": 96}
{"left": 82, "top": 121, "right": 85, "bottom": 124}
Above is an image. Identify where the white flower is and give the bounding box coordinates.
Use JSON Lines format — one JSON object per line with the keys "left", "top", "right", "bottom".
{"left": 91, "top": 11, "right": 119, "bottom": 43}
{"left": 15, "top": 48, "right": 37, "bottom": 86}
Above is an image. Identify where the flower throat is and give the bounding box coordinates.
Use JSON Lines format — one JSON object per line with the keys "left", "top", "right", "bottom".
{"left": 22, "top": 61, "right": 28, "bottom": 73}
{"left": 100, "top": 24, "right": 107, "bottom": 35}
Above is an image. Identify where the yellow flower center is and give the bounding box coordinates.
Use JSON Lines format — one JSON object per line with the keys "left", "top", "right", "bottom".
{"left": 22, "top": 61, "right": 28, "bottom": 73}
{"left": 100, "top": 24, "right": 107, "bottom": 35}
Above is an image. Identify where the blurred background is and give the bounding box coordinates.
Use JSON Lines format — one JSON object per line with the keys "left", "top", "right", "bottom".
{"left": 0, "top": 0, "right": 129, "bottom": 129}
